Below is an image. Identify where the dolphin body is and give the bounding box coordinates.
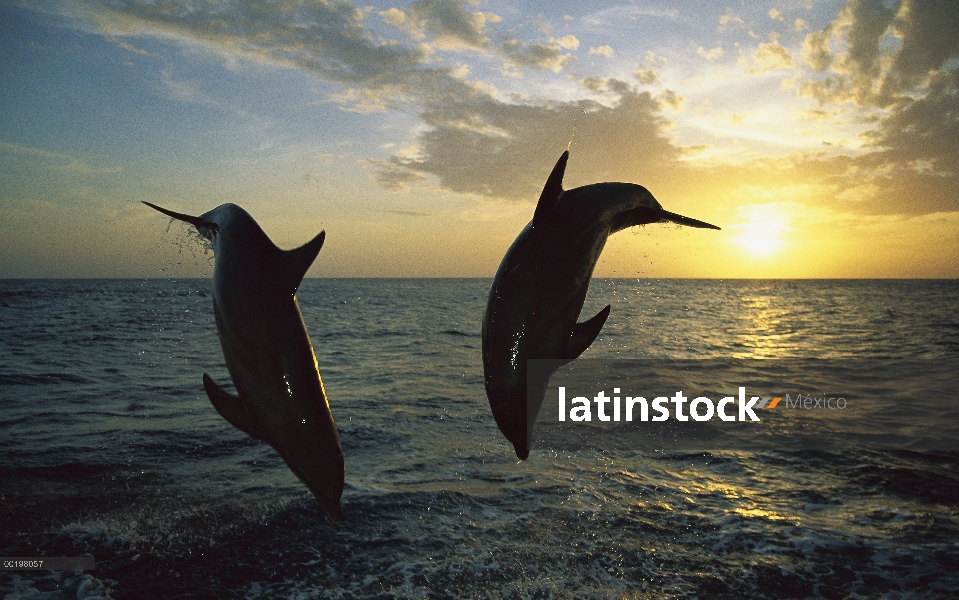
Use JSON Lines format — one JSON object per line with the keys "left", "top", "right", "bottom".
{"left": 482, "top": 151, "right": 721, "bottom": 460}
{"left": 144, "top": 202, "right": 344, "bottom": 522}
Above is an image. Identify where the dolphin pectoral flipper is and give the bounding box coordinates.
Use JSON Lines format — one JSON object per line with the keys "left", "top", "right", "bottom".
{"left": 284, "top": 230, "right": 325, "bottom": 295}
{"left": 566, "top": 304, "right": 611, "bottom": 359}
{"left": 202, "top": 373, "right": 265, "bottom": 440}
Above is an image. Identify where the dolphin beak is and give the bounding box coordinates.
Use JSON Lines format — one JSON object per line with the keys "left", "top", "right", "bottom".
{"left": 660, "top": 210, "right": 721, "bottom": 230}
{"left": 316, "top": 495, "right": 343, "bottom": 524}
{"left": 513, "top": 441, "right": 530, "bottom": 461}
{"left": 286, "top": 458, "right": 344, "bottom": 524}
{"left": 142, "top": 201, "right": 218, "bottom": 238}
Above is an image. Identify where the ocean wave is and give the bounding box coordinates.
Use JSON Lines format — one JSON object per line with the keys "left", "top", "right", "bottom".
{"left": 0, "top": 373, "right": 94, "bottom": 386}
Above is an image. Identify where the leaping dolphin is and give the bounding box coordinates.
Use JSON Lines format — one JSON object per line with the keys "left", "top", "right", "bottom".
{"left": 482, "top": 151, "right": 721, "bottom": 460}
{"left": 144, "top": 202, "right": 345, "bottom": 522}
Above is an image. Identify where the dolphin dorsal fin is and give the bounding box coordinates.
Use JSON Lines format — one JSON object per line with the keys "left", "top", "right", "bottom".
{"left": 284, "top": 230, "right": 325, "bottom": 295}
{"left": 532, "top": 151, "right": 569, "bottom": 226}
{"left": 566, "top": 304, "right": 611, "bottom": 360}
{"left": 203, "top": 374, "right": 266, "bottom": 441}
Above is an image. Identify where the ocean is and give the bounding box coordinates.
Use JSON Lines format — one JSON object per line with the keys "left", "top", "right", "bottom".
{"left": 1, "top": 278, "right": 958, "bottom": 599}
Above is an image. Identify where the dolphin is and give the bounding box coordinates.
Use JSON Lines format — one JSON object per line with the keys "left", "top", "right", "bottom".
{"left": 481, "top": 151, "right": 721, "bottom": 459}
{"left": 144, "top": 201, "right": 344, "bottom": 522}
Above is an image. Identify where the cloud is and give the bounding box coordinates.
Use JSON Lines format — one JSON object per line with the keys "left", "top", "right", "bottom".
{"left": 29, "top": 0, "right": 643, "bottom": 89}
{"left": 789, "top": 0, "right": 959, "bottom": 215}
{"left": 41, "top": 0, "right": 574, "bottom": 114}
{"left": 801, "top": 28, "right": 833, "bottom": 72}
{"left": 589, "top": 45, "right": 615, "bottom": 58}
{"left": 0, "top": 141, "right": 121, "bottom": 174}
{"left": 104, "top": 34, "right": 151, "bottom": 55}
{"left": 713, "top": 142, "right": 959, "bottom": 217}
{"left": 644, "top": 51, "right": 668, "bottom": 68}
{"left": 657, "top": 90, "right": 684, "bottom": 111}
{"left": 864, "top": 68, "right": 959, "bottom": 173}
{"left": 367, "top": 158, "right": 428, "bottom": 193}
{"left": 373, "top": 80, "right": 686, "bottom": 201}
{"left": 55, "top": 0, "right": 437, "bottom": 99}
{"left": 740, "top": 34, "right": 793, "bottom": 74}
{"left": 157, "top": 67, "right": 213, "bottom": 105}
{"left": 327, "top": 85, "right": 413, "bottom": 114}
{"left": 852, "top": 67, "right": 959, "bottom": 212}
{"left": 697, "top": 45, "right": 724, "bottom": 61}
{"left": 579, "top": 77, "right": 605, "bottom": 92}
{"left": 718, "top": 13, "right": 745, "bottom": 31}
{"left": 554, "top": 35, "right": 580, "bottom": 51}
{"left": 634, "top": 69, "right": 659, "bottom": 85}
{"left": 380, "top": 0, "right": 579, "bottom": 73}
{"left": 634, "top": 51, "right": 667, "bottom": 84}
{"left": 385, "top": 0, "right": 500, "bottom": 51}
{"left": 500, "top": 38, "right": 575, "bottom": 72}
{"left": 386, "top": 209, "right": 432, "bottom": 217}
{"left": 886, "top": 0, "right": 959, "bottom": 94}
{"left": 381, "top": 8, "right": 406, "bottom": 28}
{"left": 798, "top": 0, "right": 959, "bottom": 106}
{"left": 841, "top": 0, "right": 897, "bottom": 100}
{"left": 31, "top": 0, "right": 957, "bottom": 223}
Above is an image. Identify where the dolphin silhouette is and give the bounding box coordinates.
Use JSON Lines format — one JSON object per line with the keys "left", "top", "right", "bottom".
{"left": 144, "top": 201, "right": 345, "bottom": 522}
{"left": 481, "top": 151, "right": 721, "bottom": 459}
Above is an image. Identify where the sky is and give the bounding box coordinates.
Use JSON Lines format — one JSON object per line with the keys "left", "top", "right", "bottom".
{"left": 1, "top": 0, "right": 957, "bottom": 278}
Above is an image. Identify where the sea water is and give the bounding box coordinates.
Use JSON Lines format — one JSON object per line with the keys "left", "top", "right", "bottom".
{"left": 1, "top": 278, "right": 958, "bottom": 599}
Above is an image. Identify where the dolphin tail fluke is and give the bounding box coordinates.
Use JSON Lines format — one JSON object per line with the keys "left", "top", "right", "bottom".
{"left": 566, "top": 304, "right": 611, "bottom": 359}
{"left": 284, "top": 230, "right": 326, "bottom": 295}
{"left": 202, "top": 374, "right": 264, "bottom": 440}
{"left": 532, "top": 151, "right": 569, "bottom": 226}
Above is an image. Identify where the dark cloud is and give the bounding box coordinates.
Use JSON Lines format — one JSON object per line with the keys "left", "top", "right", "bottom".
{"left": 844, "top": 0, "right": 897, "bottom": 101}
{"left": 368, "top": 157, "right": 428, "bottom": 193}
{"left": 37, "top": 0, "right": 958, "bottom": 218}
{"left": 795, "top": 0, "right": 959, "bottom": 214}
{"left": 377, "top": 79, "right": 685, "bottom": 201}
{"left": 801, "top": 0, "right": 959, "bottom": 106}
{"left": 865, "top": 69, "right": 959, "bottom": 172}
{"left": 403, "top": 0, "right": 495, "bottom": 50}
{"left": 856, "top": 67, "right": 959, "bottom": 214}
{"left": 48, "top": 0, "right": 578, "bottom": 112}
{"left": 64, "top": 0, "right": 435, "bottom": 91}
{"left": 634, "top": 69, "right": 659, "bottom": 85}
{"left": 499, "top": 38, "right": 575, "bottom": 72}
{"left": 888, "top": 0, "right": 959, "bottom": 90}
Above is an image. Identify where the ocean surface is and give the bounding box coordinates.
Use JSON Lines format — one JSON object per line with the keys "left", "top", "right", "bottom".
{"left": 1, "top": 278, "right": 958, "bottom": 599}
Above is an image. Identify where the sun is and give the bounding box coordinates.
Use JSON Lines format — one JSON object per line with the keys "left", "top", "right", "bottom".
{"left": 735, "top": 220, "right": 786, "bottom": 257}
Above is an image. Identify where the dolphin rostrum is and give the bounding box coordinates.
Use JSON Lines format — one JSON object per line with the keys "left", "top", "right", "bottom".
{"left": 481, "top": 151, "right": 721, "bottom": 460}
{"left": 144, "top": 202, "right": 344, "bottom": 522}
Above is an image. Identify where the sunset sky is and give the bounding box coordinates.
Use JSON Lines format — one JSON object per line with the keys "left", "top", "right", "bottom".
{"left": 1, "top": 0, "right": 957, "bottom": 278}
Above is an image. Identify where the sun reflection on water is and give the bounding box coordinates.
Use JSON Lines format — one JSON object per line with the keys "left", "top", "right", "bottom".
{"left": 731, "top": 293, "right": 798, "bottom": 359}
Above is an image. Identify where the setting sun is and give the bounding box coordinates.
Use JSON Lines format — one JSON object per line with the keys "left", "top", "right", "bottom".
{"left": 735, "top": 220, "right": 787, "bottom": 257}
